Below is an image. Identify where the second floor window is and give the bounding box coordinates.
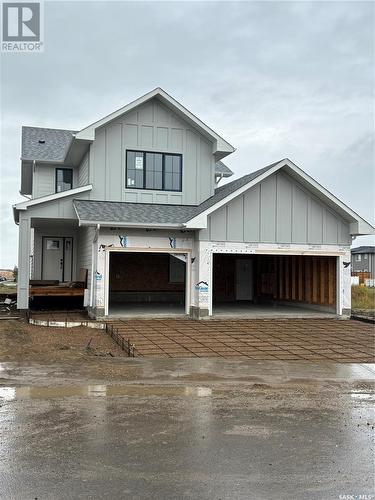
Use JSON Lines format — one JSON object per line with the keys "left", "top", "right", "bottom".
{"left": 56, "top": 168, "right": 73, "bottom": 193}
{"left": 126, "top": 150, "right": 182, "bottom": 192}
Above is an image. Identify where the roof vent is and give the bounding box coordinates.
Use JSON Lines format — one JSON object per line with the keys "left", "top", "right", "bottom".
{"left": 38, "top": 140, "right": 45, "bottom": 144}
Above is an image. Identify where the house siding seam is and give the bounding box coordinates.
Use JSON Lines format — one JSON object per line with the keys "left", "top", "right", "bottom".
{"left": 32, "top": 164, "right": 56, "bottom": 198}
{"left": 77, "top": 226, "right": 95, "bottom": 297}
{"left": 78, "top": 152, "right": 89, "bottom": 187}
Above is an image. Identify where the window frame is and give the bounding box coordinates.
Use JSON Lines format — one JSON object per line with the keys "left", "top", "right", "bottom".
{"left": 126, "top": 149, "right": 183, "bottom": 192}
{"left": 55, "top": 167, "right": 73, "bottom": 193}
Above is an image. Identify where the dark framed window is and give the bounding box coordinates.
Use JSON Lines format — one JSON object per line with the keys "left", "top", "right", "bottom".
{"left": 126, "top": 150, "right": 182, "bottom": 192}
{"left": 55, "top": 168, "right": 73, "bottom": 193}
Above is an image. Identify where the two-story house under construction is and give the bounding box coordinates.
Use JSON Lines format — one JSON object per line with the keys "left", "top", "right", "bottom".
{"left": 13, "top": 88, "right": 374, "bottom": 318}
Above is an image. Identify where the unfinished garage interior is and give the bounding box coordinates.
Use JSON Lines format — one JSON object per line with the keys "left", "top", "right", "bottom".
{"left": 212, "top": 253, "right": 337, "bottom": 317}
{"left": 108, "top": 252, "right": 186, "bottom": 316}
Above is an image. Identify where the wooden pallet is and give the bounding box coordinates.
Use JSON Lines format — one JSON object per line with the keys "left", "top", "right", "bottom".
{"left": 29, "top": 286, "right": 84, "bottom": 297}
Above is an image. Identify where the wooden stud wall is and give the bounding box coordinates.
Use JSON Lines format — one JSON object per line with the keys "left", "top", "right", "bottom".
{"left": 256, "top": 255, "right": 337, "bottom": 306}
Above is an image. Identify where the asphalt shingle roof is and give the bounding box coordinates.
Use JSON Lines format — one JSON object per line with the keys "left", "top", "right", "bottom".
{"left": 351, "top": 246, "right": 375, "bottom": 254}
{"left": 73, "top": 161, "right": 281, "bottom": 226}
{"left": 74, "top": 200, "right": 198, "bottom": 225}
{"left": 22, "top": 126, "right": 76, "bottom": 162}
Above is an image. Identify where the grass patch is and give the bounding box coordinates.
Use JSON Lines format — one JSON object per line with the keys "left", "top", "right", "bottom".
{"left": 0, "top": 283, "right": 17, "bottom": 295}
{"left": 351, "top": 286, "right": 375, "bottom": 310}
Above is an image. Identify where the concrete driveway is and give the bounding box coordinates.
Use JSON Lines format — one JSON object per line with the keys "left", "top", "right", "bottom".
{"left": 108, "top": 318, "right": 374, "bottom": 362}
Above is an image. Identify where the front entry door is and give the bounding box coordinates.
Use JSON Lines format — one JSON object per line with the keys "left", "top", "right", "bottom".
{"left": 42, "top": 237, "right": 73, "bottom": 281}
{"left": 235, "top": 259, "right": 253, "bottom": 300}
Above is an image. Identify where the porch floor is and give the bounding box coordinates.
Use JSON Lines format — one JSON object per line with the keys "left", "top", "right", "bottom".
{"left": 108, "top": 303, "right": 187, "bottom": 318}
{"left": 30, "top": 311, "right": 90, "bottom": 321}
{"left": 28, "top": 311, "right": 105, "bottom": 329}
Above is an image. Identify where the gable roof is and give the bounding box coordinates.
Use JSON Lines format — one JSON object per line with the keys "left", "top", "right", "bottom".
{"left": 75, "top": 88, "right": 235, "bottom": 159}
{"left": 22, "top": 126, "right": 76, "bottom": 162}
{"left": 351, "top": 246, "right": 375, "bottom": 254}
{"left": 184, "top": 158, "right": 375, "bottom": 235}
{"left": 20, "top": 89, "right": 235, "bottom": 166}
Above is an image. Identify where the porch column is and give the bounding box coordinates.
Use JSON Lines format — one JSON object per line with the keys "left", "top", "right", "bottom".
{"left": 340, "top": 252, "right": 352, "bottom": 317}
{"left": 17, "top": 215, "right": 31, "bottom": 311}
{"left": 190, "top": 241, "right": 211, "bottom": 319}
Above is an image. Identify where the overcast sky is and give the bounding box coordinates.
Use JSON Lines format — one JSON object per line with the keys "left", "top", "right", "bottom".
{"left": 1, "top": 0, "right": 374, "bottom": 269}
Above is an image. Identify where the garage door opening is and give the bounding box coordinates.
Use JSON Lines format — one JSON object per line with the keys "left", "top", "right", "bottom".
{"left": 109, "top": 252, "right": 186, "bottom": 317}
{"left": 212, "top": 254, "right": 337, "bottom": 317}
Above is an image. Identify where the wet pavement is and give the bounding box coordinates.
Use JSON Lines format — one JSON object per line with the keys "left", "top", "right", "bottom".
{"left": 0, "top": 359, "right": 374, "bottom": 499}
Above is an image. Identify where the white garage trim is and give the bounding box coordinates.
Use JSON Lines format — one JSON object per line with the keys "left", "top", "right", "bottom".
{"left": 103, "top": 247, "right": 192, "bottom": 317}
{"left": 198, "top": 240, "right": 350, "bottom": 318}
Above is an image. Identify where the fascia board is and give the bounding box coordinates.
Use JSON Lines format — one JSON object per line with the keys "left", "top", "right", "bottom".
{"left": 77, "top": 220, "right": 185, "bottom": 229}
{"left": 13, "top": 185, "right": 92, "bottom": 210}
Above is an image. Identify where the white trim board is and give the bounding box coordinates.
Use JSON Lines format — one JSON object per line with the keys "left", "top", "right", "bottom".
{"left": 14, "top": 185, "right": 92, "bottom": 211}
{"left": 103, "top": 247, "right": 192, "bottom": 316}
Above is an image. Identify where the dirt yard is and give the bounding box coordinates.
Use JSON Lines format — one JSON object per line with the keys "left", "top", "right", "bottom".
{"left": 0, "top": 319, "right": 125, "bottom": 363}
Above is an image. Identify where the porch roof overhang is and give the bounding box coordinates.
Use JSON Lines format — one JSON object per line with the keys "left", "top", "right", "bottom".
{"left": 13, "top": 184, "right": 93, "bottom": 224}
{"left": 72, "top": 199, "right": 200, "bottom": 229}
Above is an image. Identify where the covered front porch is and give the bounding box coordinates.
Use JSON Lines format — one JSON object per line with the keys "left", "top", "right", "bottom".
{"left": 25, "top": 218, "right": 90, "bottom": 310}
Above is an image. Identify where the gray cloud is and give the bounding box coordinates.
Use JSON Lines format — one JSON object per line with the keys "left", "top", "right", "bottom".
{"left": 1, "top": 0, "right": 374, "bottom": 268}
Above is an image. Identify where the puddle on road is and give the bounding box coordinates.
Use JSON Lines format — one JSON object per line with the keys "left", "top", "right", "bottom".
{"left": 350, "top": 391, "right": 375, "bottom": 401}
{"left": 0, "top": 385, "right": 213, "bottom": 401}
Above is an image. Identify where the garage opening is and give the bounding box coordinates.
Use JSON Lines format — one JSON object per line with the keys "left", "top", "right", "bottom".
{"left": 213, "top": 254, "right": 337, "bottom": 317}
{"left": 109, "top": 252, "right": 186, "bottom": 316}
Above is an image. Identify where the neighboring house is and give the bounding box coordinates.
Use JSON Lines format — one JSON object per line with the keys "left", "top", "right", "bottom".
{"left": 351, "top": 246, "right": 375, "bottom": 278}
{"left": 13, "top": 88, "right": 374, "bottom": 318}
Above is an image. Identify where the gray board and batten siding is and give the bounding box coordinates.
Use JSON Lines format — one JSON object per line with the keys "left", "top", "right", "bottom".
{"left": 200, "top": 171, "right": 351, "bottom": 245}
{"left": 89, "top": 98, "right": 215, "bottom": 206}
